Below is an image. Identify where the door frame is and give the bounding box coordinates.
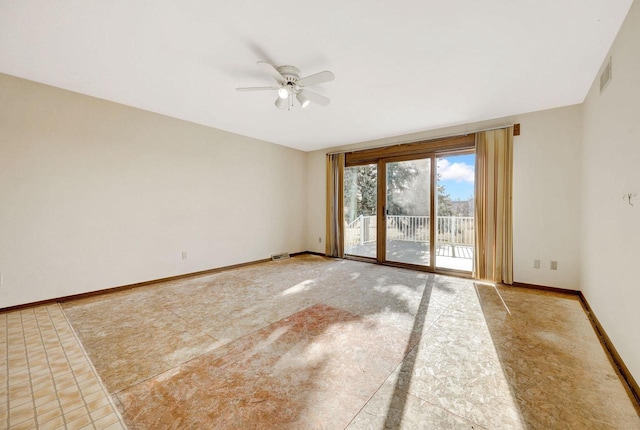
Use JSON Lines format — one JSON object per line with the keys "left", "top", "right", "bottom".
{"left": 434, "top": 149, "right": 476, "bottom": 274}
{"left": 376, "top": 154, "right": 436, "bottom": 270}
{"left": 343, "top": 134, "right": 476, "bottom": 276}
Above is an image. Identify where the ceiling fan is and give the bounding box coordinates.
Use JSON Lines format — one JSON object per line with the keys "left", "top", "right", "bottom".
{"left": 236, "top": 61, "right": 335, "bottom": 110}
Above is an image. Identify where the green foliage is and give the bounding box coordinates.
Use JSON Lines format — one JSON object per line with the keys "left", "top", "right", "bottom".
{"left": 437, "top": 183, "right": 454, "bottom": 216}
{"left": 344, "top": 165, "right": 377, "bottom": 223}
{"left": 386, "top": 162, "right": 422, "bottom": 215}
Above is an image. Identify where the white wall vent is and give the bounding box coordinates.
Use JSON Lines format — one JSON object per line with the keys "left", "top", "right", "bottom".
{"left": 271, "top": 252, "right": 290, "bottom": 261}
{"left": 600, "top": 56, "right": 612, "bottom": 93}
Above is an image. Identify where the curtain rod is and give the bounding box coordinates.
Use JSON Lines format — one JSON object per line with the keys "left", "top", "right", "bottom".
{"left": 326, "top": 123, "right": 518, "bottom": 155}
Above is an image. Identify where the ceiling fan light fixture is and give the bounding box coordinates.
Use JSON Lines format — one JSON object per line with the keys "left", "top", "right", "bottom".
{"left": 277, "top": 87, "right": 289, "bottom": 99}
{"left": 275, "top": 96, "right": 287, "bottom": 109}
{"left": 237, "top": 61, "right": 333, "bottom": 110}
{"left": 296, "top": 92, "right": 310, "bottom": 108}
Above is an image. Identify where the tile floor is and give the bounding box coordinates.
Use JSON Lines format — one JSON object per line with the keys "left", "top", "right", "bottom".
{"left": 3, "top": 255, "right": 640, "bottom": 429}
{"left": 1, "top": 304, "right": 125, "bottom": 429}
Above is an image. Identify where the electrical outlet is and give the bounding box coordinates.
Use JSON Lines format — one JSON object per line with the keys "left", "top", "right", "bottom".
{"left": 0, "top": 273, "right": 3, "bottom": 286}
{"left": 550, "top": 260, "right": 558, "bottom": 270}
{"left": 318, "top": 237, "right": 322, "bottom": 243}
{"left": 182, "top": 252, "right": 187, "bottom": 260}
{"left": 534, "top": 259, "right": 540, "bottom": 269}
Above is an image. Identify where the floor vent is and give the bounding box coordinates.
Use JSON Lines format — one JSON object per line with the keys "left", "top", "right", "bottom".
{"left": 271, "top": 252, "right": 290, "bottom": 261}
{"left": 600, "top": 56, "right": 612, "bottom": 93}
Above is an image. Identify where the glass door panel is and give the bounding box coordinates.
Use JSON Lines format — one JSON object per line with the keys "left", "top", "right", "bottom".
{"left": 385, "top": 159, "right": 431, "bottom": 266}
{"left": 436, "top": 153, "right": 475, "bottom": 272}
{"left": 344, "top": 164, "right": 377, "bottom": 258}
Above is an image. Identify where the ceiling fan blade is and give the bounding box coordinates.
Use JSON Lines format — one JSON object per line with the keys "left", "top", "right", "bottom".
{"left": 301, "top": 89, "right": 330, "bottom": 106}
{"left": 257, "top": 61, "right": 285, "bottom": 84}
{"left": 236, "top": 86, "right": 280, "bottom": 92}
{"left": 297, "top": 71, "right": 335, "bottom": 87}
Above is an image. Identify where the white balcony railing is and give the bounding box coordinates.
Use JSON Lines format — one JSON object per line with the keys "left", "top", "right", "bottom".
{"left": 345, "top": 215, "right": 474, "bottom": 252}
{"left": 345, "top": 215, "right": 377, "bottom": 250}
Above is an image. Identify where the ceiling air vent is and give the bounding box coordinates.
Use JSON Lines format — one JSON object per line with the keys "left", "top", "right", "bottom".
{"left": 600, "top": 56, "right": 612, "bottom": 93}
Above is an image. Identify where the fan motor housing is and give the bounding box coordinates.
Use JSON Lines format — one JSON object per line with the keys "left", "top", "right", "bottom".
{"left": 276, "top": 65, "right": 300, "bottom": 84}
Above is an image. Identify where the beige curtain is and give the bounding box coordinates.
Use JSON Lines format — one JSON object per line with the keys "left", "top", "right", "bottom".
{"left": 474, "top": 127, "right": 513, "bottom": 284}
{"left": 326, "top": 153, "right": 345, "bottom": 258}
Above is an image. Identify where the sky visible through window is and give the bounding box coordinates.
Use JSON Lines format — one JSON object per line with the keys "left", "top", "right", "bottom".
{"left": 438, "top": 154, "right": 475, "bottom": 201}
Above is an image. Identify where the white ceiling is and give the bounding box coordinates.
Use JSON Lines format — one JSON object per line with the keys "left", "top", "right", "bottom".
{"left": 0, "top": 1, "right": 633, "bottom": 152}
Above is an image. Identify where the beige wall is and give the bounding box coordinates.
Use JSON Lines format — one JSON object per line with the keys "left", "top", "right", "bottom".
{"left": 305, "top": 104, "right": 583, "bottom": 291}
{"left": 581, "top": 0, "right": 640, "bottom": 383}
{"left": 0, "top": 74, "right": 307, "bottom": 308}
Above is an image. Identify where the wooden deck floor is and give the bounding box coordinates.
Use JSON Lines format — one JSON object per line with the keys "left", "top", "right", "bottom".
{"left": 346, "top": 240, "right": 473, "bottom": 271}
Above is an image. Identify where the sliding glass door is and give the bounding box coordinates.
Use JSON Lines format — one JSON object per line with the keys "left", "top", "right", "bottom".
{"left": 344, "top": 163, "right": 377, "bottom": 259}
{"left": 435, "top": 153, "right": 475, "bottom": 272}
{"left": 343, "top": 148, "right": 474, "bottom": 274}
{"left": 385, "top": 158, "right": 431, "bottom": 267}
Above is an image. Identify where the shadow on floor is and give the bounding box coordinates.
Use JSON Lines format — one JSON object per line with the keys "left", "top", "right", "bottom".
{"left": 382, "top": 278, "right": 433, "bottom": 428}
{"left": 473, "top": 284, "right": 640, "bottom": 429}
